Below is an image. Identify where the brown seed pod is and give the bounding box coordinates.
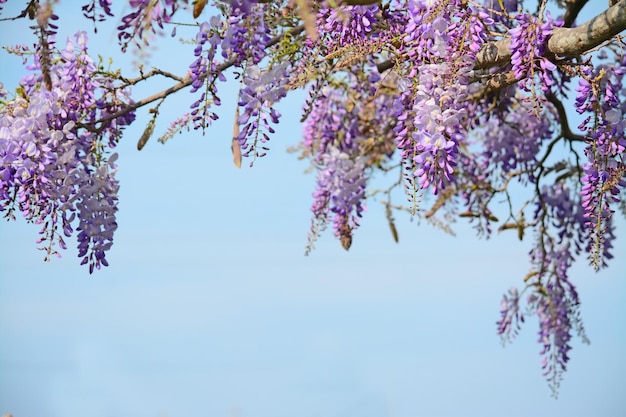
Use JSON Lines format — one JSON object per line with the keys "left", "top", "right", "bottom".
{"left": 193, "top": 0, "right": 208, "bottom": 19}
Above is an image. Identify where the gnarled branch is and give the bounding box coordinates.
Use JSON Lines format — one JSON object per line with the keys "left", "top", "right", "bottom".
{"left": 475, "top": 0, "right": 626, "bottom": 69}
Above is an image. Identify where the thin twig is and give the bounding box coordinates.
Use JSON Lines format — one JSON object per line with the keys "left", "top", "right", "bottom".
{"left": 88, "top": 25, "right": 305, "bottom": 132}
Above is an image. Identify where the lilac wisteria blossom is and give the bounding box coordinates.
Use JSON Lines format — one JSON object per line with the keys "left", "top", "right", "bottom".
{"left": 302, "top": 86, "right": 358, "bottom": 162}
{"left": 498, "top": 182, "right": 590, "bottom": 395}
{"left": 509, "top": 12, "right": 561, "bottom": 92}
{"left": 189, "top": 16, "right": 223, "bottom": 130}
{"left": 222, "top": 3, "right": 271, "bottom": 65}
{"left": 117, "top": 0, "right": 181, "bottom": 52}
{"left": 392, "top": 0, "right": 493, "bottom": 195}
{"left": 1, "top": 0, "right": 625, "bottom": 394}
{"left": 319, "top": 3, "right": 379, "bottom": 48}
{"left": 1, "top": 31, "right": 133, "bottom": 272}
{"left": 480, "top": 100, "right": 552, "bottom": 177}
{"left": 236, "top": 63, "right": 290, "bottom": 162}
{"left": 309, "top": 147, "right": 368, "bottom": 252}
{"left": 575, "top": 59, "right": 626, "bottom": 268}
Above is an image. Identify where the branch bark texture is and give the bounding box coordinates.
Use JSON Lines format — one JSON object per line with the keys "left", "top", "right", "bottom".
{"left": 475, "top": 0, "right": 626, "bottom": 69}
{"left": 97, "top": 2, "right": 626, "bottom": 126}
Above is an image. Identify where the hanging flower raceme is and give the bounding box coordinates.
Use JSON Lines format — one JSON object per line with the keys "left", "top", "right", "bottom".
{"left": 480, "top": 100, "right": 552, "bottom": 178}
{"left": 117, "top": 0, "right": 181, "bottom": 52}
{"left": 299, "top": 69, "right": 400, "bottom": 251}
{"left": 396, "top": 60, "right": 471, "bottom": 194}
{"left": 509, "top": 12, "right": 561, "bottom": 92}
{"left": 498, "top": 182, "right": 590, "bottom": 396}
{"left": 0, "top": 31, "right": 134, "bottom": 273}
{"left": 393, "top": 0, "right": 491, "bottom": 196}
{"left": 235, "top": 63, "right": 290, "bottom": 163}
{"left": 318, "top": 4, "right": 380, "bottom": 48}
{"left": 302, "top": 86, "right": 359, "bottom": 162}
{"left": 189, "top": 16, "right": 223, "bottom": 130}
{"left": 308, "top": 147, "right": 368, "bottom": 252}
{"left": 403, "top": 0, "right": 450, "bottom": 63}
{"left": 575, "top": 61, "right": 626, "bottom": 269}
{"left": 497, "top": 286, "right": 522, "bottom": 342}
{"left": 529, "top": 275, "right": 578, "bottom": 396}
{"left": 222, "top": 3, "right": 271, "bottom": 66}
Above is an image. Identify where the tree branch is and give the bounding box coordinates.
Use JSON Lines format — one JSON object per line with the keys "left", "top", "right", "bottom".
{"left": 93, "top": 1, "right": 626, "bottom": 129}
{"left": 0, "top": 0, "right": 38, "bottom": 22}
{"left": 475, "top": 0, "right": 626, "bottom": 69}
{"left": 549, "top": 0, "right": 626, "bottom": 56}
{"left": 545, "top": 92, "right": 586, "bottom": 142}
{"left": 562, "top": 0, "right": 589, "bottom": 28}
{"left": 89, "top": 25, "right": 305, "bottom": 131}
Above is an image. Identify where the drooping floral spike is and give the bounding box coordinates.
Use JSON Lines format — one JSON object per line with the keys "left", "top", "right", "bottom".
{"left": 1, "top": 31, "right": 134, "bottom": 272}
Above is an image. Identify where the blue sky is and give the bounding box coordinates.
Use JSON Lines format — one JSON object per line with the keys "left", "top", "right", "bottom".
{"left": 1, "top": 2, "right": 625, "bottom": 417}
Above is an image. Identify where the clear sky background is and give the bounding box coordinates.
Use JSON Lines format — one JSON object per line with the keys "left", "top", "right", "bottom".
{"left": 1, "top": 2, "right": 625, "bottom": 417}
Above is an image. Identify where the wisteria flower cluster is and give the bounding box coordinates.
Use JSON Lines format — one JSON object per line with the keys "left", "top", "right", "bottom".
{"left": 1, "top": 0, "right": 626, "bottom": 395}
{"left": 498, "top": 182, "right": 589, "bottom": 395}
{"left": 302, "top": 85, "right": 359, "bottom": 161}
{"left": 1, "top": 31, "right": 134, "bottom": 273}
{"left": 222, "top": 4, "right": 271, "bottom": 66}
{"left": 509, "top": 12, "right": 561, "bottom": 92}
{"left": 309, "top": 147, "right": 368, "bottom": 252}
{"left": 189, "top": 16, "right": 223, "bottom": 130}
{"left": 391, "top": 0, "right": 493, "bottom": 199}
{"left": 117, "top": 0, "right": 181, "bottom": 52}
{"left": 397, "top": 62, "right": 469, "bottom": 193}
{"left": 530, "top": 277, "right": 579, "bottom": 394}
{"left": 318, "top": 4, "right": 379, "bottom": 48}
{"left": 575, "top": 60, "right": 626, "bottom": 268}
{"left": 480, "top": 100, "right": 552, "bottom": 177}
{"left": 236, "top": 63, "right": 291, "bottom": 162}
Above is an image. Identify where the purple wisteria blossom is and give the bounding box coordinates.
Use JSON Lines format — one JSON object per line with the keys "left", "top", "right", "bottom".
{"left": 74, "top": 153, "right": 120, "bottom": 273}
{"left": 395, "top": 60, "right": 471, "bottom": 194}
{"left": 499, "top": 182, "right": 590, "bottom": 395}
{"left": 302, "top": 86, "right": 358, "bottom": 162}
{"left": 575, "top": 60, "right": 626, "bottom": 268}
{"left": 509, "top": 12, "right": 561, "bottom": 92}
{"left": 158, "top": 112, "right": 193, "bottom": 145}
{"left": 222, "top": 4, "right": 270, "bottom": 65}
{"left": 236, "top": 63, "right": 290, "bottom": 162}
{"left": 497, "top": 286, "right": 523, "bottom": 342}
{"left": 301, "top": 70, "right": 397, "bottom": 250}
{"left": 393, "top": 0, "right": 491, "bottom": 195}
{"left": 0, "top": 31, "right": 134, "bottom": 272}
{"left": 480, "top": 101, "right": 552, "bottom": 177}
{"left": 117, "top": 0, "right": 181, "bottom": 52}
{"left": 187, "top": 2, "right": 274, "bottom": 134}
{"left": 82, "top": 0, "right": 114, "bottom": 25}
{"left": 189, "top": 17, "right": 223, "bottom": 130}
{"left": 318, "top": 4, "right": 379, "bottom": 47}
{"left": 309, "top": 147, "right": 368, "bottom": 252}
{"left": 530, "top": 277, "right": 577, "bottom": 395}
